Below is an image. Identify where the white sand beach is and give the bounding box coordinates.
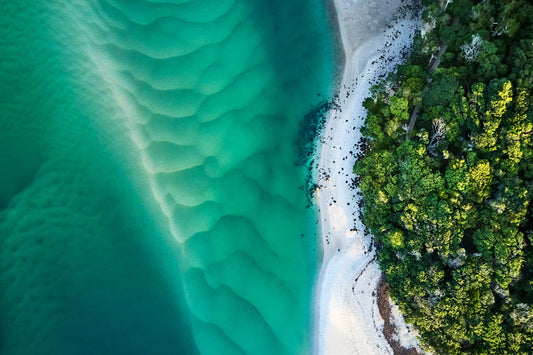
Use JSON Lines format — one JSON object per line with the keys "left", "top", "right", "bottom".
{"left": 315, "top": 1, "right": 423, "bottom": 354}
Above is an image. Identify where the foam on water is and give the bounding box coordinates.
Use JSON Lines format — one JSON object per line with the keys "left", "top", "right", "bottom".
{"left": 1, "top": 0, "right": 336, "bottom": 354}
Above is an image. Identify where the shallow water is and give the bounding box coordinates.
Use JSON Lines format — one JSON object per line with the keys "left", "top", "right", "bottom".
{"left": 0, "top": 1, "right": 335, "bottom": 354}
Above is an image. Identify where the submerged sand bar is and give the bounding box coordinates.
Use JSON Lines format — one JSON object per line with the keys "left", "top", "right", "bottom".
{"left": 315, "top": 1, "right": 422, "bottom": 354}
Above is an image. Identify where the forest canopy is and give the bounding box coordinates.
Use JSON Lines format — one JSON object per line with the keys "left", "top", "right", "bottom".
{"left": 355, "top": 0, "right": 533, "bottom": 353}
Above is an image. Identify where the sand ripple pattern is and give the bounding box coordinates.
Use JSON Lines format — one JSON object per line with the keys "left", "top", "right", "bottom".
{"left": 83, "top": 0, "right": 334, "bottom": 354}
{"left": 0, "top": 1, "right": 200, "bottom": 353}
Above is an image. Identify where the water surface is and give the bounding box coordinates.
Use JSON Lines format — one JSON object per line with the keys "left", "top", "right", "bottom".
{"left": 0, "top": 1, "right": 335, "bottom": 354}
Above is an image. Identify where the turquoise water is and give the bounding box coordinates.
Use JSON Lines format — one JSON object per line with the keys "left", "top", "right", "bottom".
{"left": 0, "top": 1, "right": 335, "bottom": 354}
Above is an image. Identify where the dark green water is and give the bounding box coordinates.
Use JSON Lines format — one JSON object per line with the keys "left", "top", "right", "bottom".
{"left": 0, "top": 1, "right": 335, "bottom": 354}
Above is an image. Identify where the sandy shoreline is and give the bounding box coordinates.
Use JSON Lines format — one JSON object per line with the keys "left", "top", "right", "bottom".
{"left": 315, "top": 1, "right": 422, "bottom": 354}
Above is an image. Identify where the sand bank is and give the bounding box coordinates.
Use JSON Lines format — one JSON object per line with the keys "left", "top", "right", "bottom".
{"left": 315, "top": 1, "right": 423, "bottom": 354}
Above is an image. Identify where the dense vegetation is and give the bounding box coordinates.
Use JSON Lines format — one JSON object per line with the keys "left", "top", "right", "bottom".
{"left": 354, "top": 0, "right": 533, "bottom": 353}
